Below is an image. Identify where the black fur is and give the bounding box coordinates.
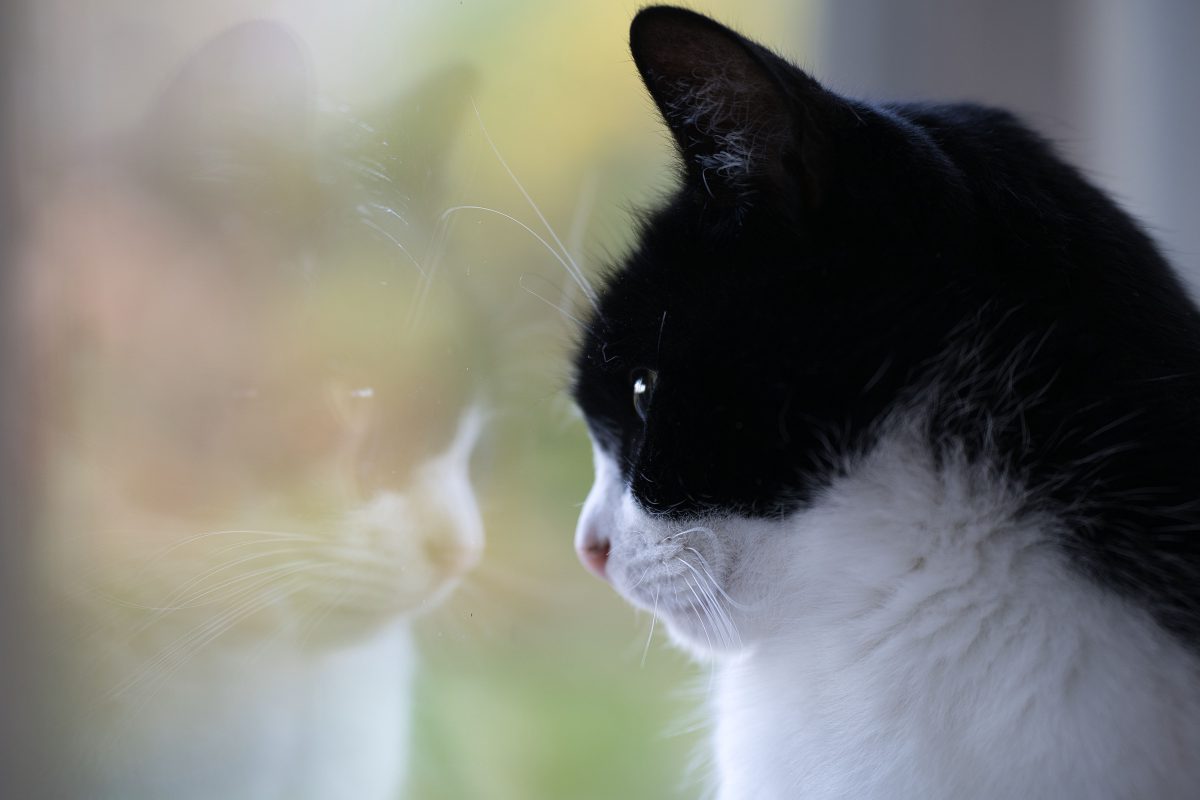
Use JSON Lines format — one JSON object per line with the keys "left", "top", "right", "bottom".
{"left": 571, "top": 7, "right": 1200, "bottom": 648}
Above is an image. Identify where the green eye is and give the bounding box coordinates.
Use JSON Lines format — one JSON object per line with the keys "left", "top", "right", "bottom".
{"left": 631, "top": 368, "right": 657, "bottom": 421}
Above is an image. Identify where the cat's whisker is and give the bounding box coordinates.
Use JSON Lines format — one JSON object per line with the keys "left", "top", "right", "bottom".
{"left": 629, "top": 560, "right": 657, "bottom": 591}
{"left": 675, "top": 556, "right": 722, "bottom": 613}
{"left": 518, "top": 274, "right": 597, "bottom": 335}
{"left": 657, "top": 525, "right": 716, "bottom": 545}
{"left": 680, "top": 559, "right": 739, "bottom": 650}
{"left": 440, "top": 202, "right": 598, "bottom": 320}
{"left": 470, "top": 101, "right": 601, "bottom": 313}
{"left": 683, "top": 575, "right": 719, "bottom": 693}
{"left": 708, "top": 585, "right": 741, "bottom": 650}
{"left": 683, "top": 574, "right": 717, "bottom": 654}
{"left": 690, "top": 557, "right": 741, "bottom": 650}
{"left": 561, "top": 171, "right": 598, "bottom": 314}
{"left": 641, "top": 584, "right": 661, "bottom": 668}
{"left": 656, "top": 310, "right": 668, "bottom": 359}
{"left": 682, "top": 547, "right": 750, "bottom": 610}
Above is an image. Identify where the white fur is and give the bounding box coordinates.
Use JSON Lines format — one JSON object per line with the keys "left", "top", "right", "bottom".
{"left": 577, "top": 418, "right": 1200, "bottom": 799}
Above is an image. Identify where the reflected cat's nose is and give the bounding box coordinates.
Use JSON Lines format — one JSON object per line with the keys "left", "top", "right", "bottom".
{"left": 577, "top": 531, "right": 610, "bottom": 579}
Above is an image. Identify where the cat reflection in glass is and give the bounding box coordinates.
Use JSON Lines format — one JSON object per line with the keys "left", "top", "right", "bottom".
{"left": 573, "top": 8, "right": 1200, "bottom": 799}
{"left": 26, "top": 23, "right": 482, "bottom": 799}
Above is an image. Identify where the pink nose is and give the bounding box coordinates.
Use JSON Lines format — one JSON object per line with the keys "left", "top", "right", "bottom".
{"left": 578, "top": 536, "right": 611, "bottom": 579}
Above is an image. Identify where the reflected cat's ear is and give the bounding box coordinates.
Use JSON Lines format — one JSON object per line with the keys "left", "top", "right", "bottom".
{"left": 630, "top": 6, "right": 843, "bottom": 212}
{"left": 147, "top": 21, "right": 311, "bottom": 151}
{"left": 138, "top": 21, "right": 316, "bottom": 230}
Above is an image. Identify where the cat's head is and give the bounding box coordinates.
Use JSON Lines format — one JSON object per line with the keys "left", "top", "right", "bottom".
{"left": 571, "top": 8, "right": 1182, "bottom": 657}
{"left": 27, "top": 22, "right": 486, "bottom": 653}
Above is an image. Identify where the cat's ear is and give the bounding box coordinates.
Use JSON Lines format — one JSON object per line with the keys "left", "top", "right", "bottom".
{"left": 630, "top": 6, "right": 843, "bottom": 212}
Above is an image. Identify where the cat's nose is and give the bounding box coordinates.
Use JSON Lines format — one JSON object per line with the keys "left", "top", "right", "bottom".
{"left": 577, "top": 532, "right": 611, "bottom": 579}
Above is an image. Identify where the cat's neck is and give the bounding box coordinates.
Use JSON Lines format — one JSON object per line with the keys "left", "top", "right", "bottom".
{"left": 709, "top": 424, "right": 1200, "bottom": 800}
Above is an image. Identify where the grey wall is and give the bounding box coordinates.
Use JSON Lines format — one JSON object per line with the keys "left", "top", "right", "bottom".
{"left": 1, "top": 2, "right": 56, "bottom": 794}
{"left": 814, "top": 0, "right": 1200, "bottom": 284}
{"left": 0, "top": 0, "right": 36, "bottom": 791}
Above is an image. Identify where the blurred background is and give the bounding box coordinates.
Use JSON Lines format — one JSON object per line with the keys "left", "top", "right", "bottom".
{"left": 1, "top": 1, "right": 1196, "bottom": 798}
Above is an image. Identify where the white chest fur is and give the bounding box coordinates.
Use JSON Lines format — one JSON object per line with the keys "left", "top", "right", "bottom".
{"left": 580, "top": 429, "right": 1200, "bottom": 799}
{"left": 713, "top": 440, "right": 1200, "bottom": 800}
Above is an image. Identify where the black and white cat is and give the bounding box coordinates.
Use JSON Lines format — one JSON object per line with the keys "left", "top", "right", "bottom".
{"left": 572, "top": 8, "right": 1200, "bottom": 799}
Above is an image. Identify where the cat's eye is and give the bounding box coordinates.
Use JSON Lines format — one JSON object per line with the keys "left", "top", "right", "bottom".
{"left": 631, "top": 368, "right": 657, "bottom": 421}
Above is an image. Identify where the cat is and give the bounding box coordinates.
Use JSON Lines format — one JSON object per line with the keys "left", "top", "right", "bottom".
{"left": 24, "top": 22, "right": 484, "bottom": 799}
{"left": 571, "top": 7, "right": 1200, "bottom": 799}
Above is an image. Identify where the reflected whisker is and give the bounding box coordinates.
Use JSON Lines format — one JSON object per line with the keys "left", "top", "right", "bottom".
{"left": 111, "top": 569, "right": 314, "bottom": 703}
{"left": 407, "top": 196, "right": 455, "bottom": 329}
{"left": 135, "top": 528, "right": 322, "bottom": 570}
{"left": 360, "top": 216, "right": 427, "bottom": 277}
{"left": 120, "top": 576, "right": 309, "bottom": 717}
{"left": 126, "top": 545, "right": 325, "bottom": 623}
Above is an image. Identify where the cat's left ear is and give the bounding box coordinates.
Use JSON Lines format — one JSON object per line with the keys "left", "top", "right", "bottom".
{"left": 630, "top": 6, "right": 844, "bottom": 212}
